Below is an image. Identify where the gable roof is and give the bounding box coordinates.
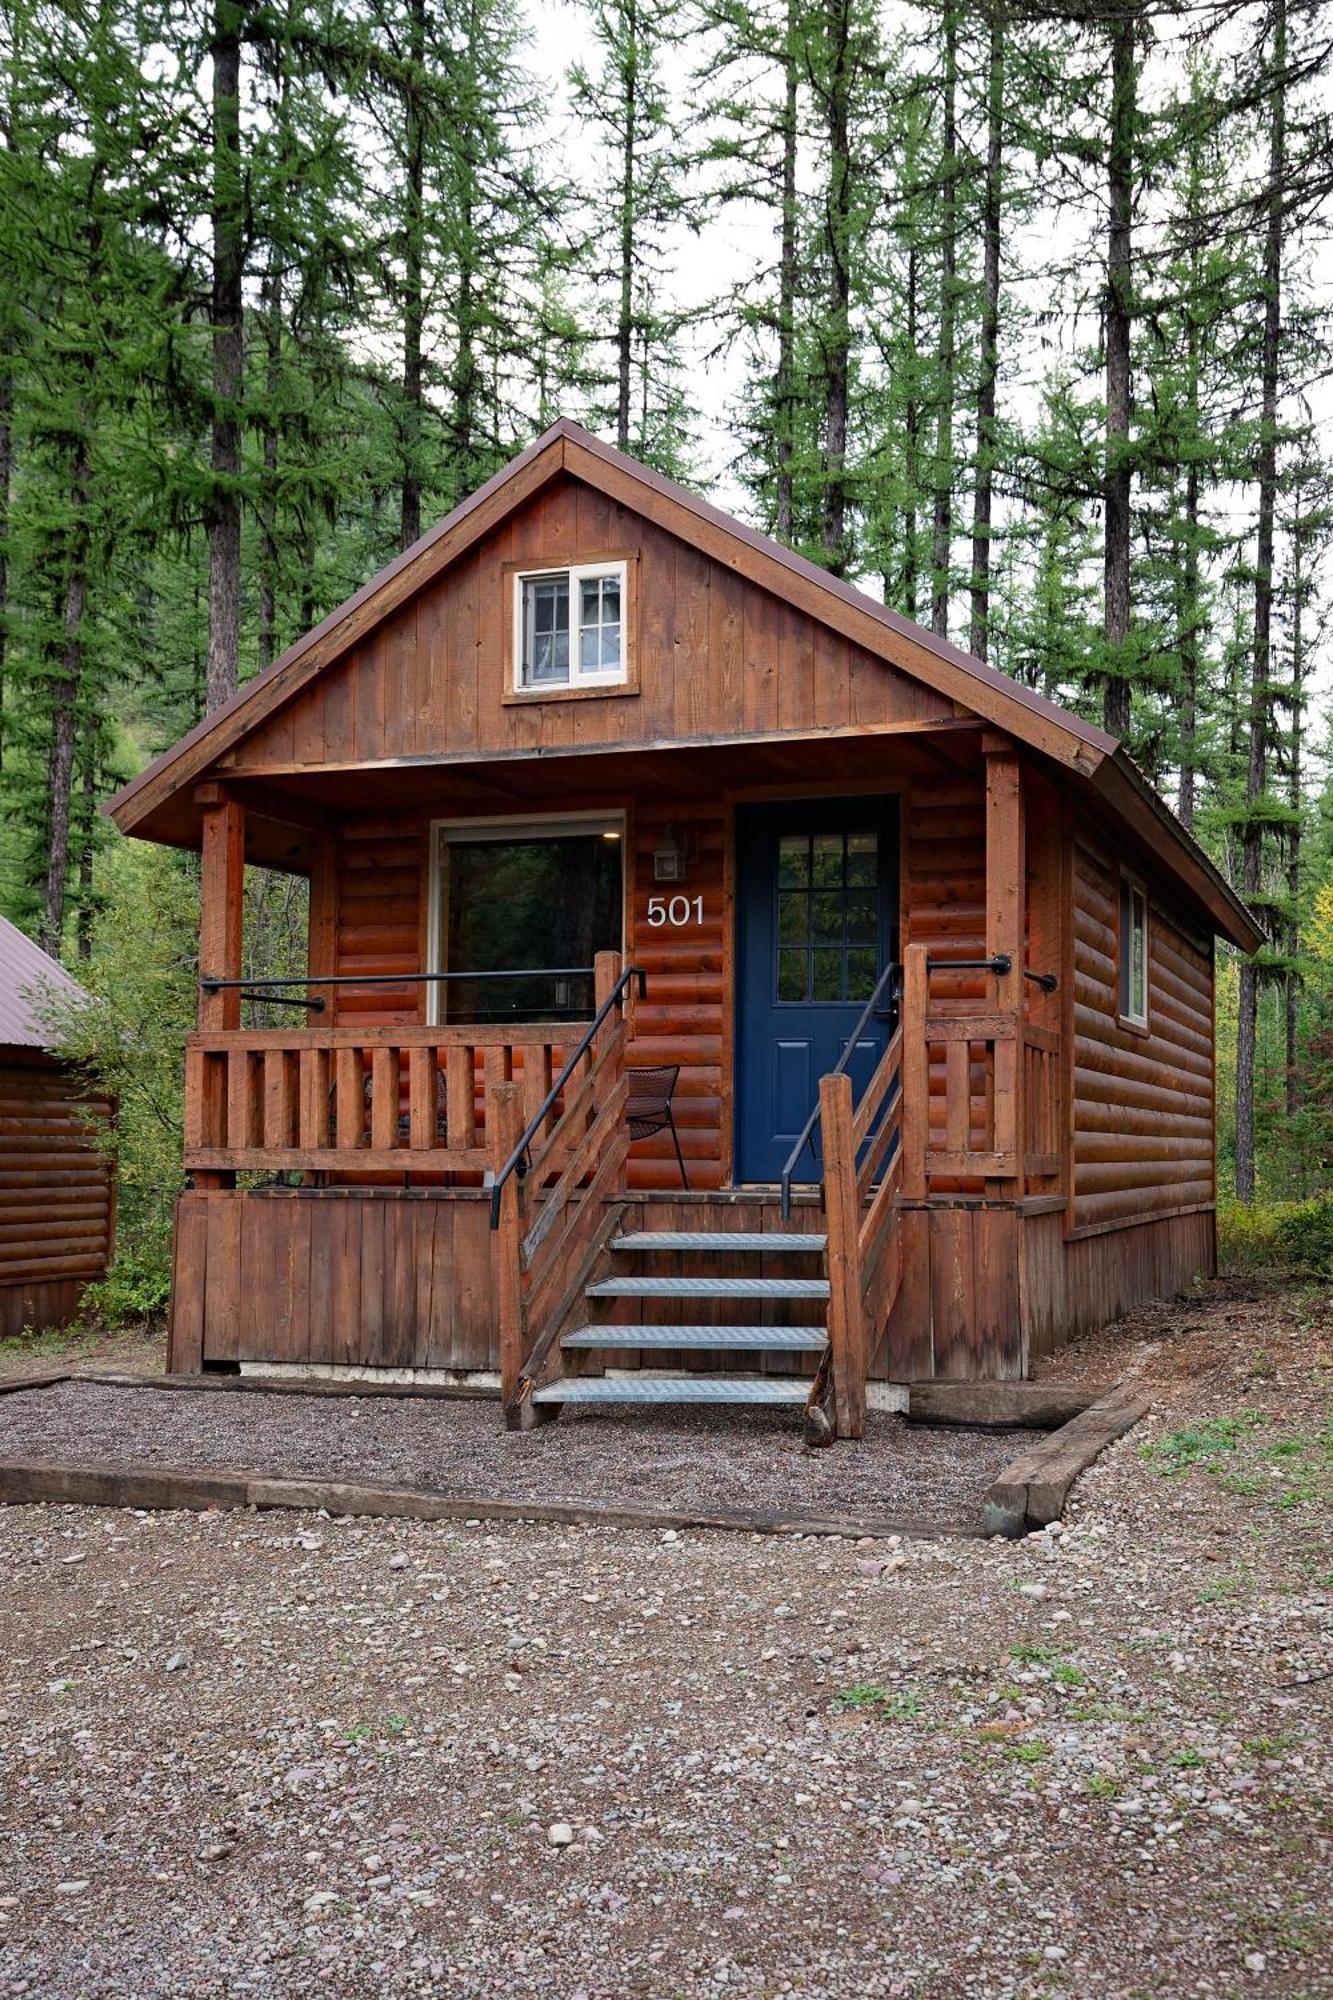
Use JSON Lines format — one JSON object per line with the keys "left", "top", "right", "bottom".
{"left": 0, "top": 916, "right": 92, "bottom": 1049}
{"left": 105, "top": 418, "right": 1262, "bottom": 952}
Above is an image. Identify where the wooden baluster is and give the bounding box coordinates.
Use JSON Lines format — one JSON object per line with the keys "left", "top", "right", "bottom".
{"left": 523, "top": 1042, "right": 553, "bottom": 1155}
{"left": 227, "top": 1049, "right": 256, "bottom": 1157}
{"left": 490, "top": 1080, "right": 528, "bottom": 1417}
{"left": 409, "top": 1046, "right": 435, "bottom": 1150}
{"left": 183, "top": 1048, "right": 205, "bottom": 1156}
{"left": 945, "top": 1041, "right": 969, "bottom": 1160}
{"left": 371, "top": 1047, "right": 399, "bottom": 1155}
{"left": 334, "top": 1046, "right": 361, "bottom": 1151}
{"left": 263, "top": 1049, "right": 294, "bottom": 1152}
{"left": 299, "top": 1047, "right": 328, "bottom": 1151}
{"left": 901, "top": 946, "right": 929, "bottom": 1200}
{"left": 446, "top": 1045, "right": 476, "bottom": 1151}
{"left": 820, "top": 1070, "right": 866, "bottom": 1440}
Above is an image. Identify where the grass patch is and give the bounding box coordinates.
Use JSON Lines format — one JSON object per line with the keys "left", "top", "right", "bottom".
{"left": 1141, "top": 1411, "right": 1266, "bottom": 1478}
{"left": 832, "top": 1684, "right": 922, "bottom": 1720}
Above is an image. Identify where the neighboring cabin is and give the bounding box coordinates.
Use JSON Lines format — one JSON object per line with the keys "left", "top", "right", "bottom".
{"left": 0, "top": 917, "right": 115, "bottom": 1339}
{"left": 107, "top": 421, "right": 1260, "bottom": 1437}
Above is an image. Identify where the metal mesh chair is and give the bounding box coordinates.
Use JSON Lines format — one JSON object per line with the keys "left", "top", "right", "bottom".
{"left": 626, "top": 1065, "right": 688, "bottom": 1188}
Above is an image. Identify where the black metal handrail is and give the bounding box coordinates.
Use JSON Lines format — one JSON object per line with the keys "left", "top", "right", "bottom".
{"left": 922, "top": 954, "right": 1058, "bottom": 993}
{"left": 488, "top": 965, "right": 646, "bottom": 1229}
{"left": 779, "top": 961, "right": 900, "bottom": 1220}
{"left": 199, "top": 967, "right": 601, "bottom": 1017}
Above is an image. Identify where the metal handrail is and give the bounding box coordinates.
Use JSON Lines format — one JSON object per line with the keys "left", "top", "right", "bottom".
{"left": 922, "top": 954, "right": 1058, "bottom": 993}
{"left": 488, "top": 965, "right": 646, "bottom": 1229}
{"left": 200, "top": 967, "right": 600, "bottom": 1015}
{"left": 779, "top": 961, "right": 900, "bottom": 1219}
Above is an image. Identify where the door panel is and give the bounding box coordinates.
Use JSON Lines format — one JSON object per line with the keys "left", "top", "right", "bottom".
{"left": 736, "top": 798, "right": 899, "bottom": 1184}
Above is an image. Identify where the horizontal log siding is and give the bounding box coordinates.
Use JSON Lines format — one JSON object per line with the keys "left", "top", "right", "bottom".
{"left": 221, "top": 474, "right": 956, "bottom": 773}
{"left": 0, "top": 1052, "right": 114, "bottom": 1309}
{"left": 1071, "top": 843, "right": 1215, "bottom": 1233}
{"left": 626, "top": 802, "right": 726, "bottom": 1191}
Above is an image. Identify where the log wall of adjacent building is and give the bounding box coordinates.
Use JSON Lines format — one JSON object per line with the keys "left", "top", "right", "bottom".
{"left": 0, "top": 1049, "right": 115, "bottom": 1337}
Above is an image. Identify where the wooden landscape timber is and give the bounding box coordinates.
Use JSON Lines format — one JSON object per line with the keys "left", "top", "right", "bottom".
{"left": 982, "top": 1387, "right": 1154, "bottom": 1537}
{"left": 102, "top": 423, "right": 1259, "bottom": 1428}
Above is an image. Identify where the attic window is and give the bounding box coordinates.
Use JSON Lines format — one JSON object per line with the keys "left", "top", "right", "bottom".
{"left": 1119, "top": 871, "right": 1149, "bottom": 1028}
{"left": 514, "top": 563, "right": 628, "bottom": 692}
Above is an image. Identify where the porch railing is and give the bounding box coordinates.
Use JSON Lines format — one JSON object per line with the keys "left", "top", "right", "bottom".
{"left": 183, "top": 1024, "right": 575, "bottom": 1177}
{"left": 487, "top": 952, "right": 640, "bottom": 1423}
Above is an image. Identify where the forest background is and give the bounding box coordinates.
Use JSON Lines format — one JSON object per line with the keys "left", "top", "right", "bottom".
{"left": 2, "top": 0, "right": 1332, "bottom": 1305}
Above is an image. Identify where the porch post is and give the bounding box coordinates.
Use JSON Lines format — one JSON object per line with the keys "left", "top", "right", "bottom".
{"left": 196, "top": 783, "right": 246, "bottom": 1031}
{"left": 983, "top": 736, "right": 1024, "bottom": 1190}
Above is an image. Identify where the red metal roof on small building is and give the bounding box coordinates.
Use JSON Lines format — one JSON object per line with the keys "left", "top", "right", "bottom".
{"left": 0, "top": 916, "right": 91, "bottom": 1049}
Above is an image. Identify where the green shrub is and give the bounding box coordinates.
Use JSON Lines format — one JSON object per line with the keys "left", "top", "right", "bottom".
{"left": 1275, "top": 1196, "right": 1333, "bottom": 1279}
{"left": 81, "top": 1253, "right": 173, "bottom": 1326}
{"left": 1216, "top": 1198, "right": 1289, "bottom": 1273}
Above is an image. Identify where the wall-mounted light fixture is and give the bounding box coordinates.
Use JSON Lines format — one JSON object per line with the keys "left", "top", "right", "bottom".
{"left": 652, "top": 823, "right": 694, "bottom": 883}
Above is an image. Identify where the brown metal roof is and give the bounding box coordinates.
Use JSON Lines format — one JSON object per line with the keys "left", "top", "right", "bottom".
{"left": 0, "top": 916, "right": 92, "bottom": 1049}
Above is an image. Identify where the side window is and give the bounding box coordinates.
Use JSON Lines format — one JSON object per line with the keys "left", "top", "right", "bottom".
{"left": 514, "top": 562, "right": 628, "bottom": 692}
{"left": 1119, "top": 872, "right": 1149, "bottom": 1027}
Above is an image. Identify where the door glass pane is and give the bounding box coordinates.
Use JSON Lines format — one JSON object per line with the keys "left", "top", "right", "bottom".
{"left": 811, "top": 834, "right": 843, "bottom": 888}
{"left": 777, "top": 949, "right": 807, "bottom": 1002}
{"left": 778, "top": 836, "right": 809, "bottom": 888}
{"left": 438, "top": 832, "right": 621, "bottom": 1022}
{"left": 846, "top": 833, "right": 877, "bottom": 886}
{"left": 811, "top": 892, "right": 843, "bottom": 943}
{"left": 777, "top": 892, "right": 807, "bottom": 945}
{"left": 846, "top": 892, "right": 877, "bottom": 944}
{"left": 846, "top": 949, "right": 877, "bottom": 1000}
{"left": 811, "top": 950, "right": 842, "bottom": 1001}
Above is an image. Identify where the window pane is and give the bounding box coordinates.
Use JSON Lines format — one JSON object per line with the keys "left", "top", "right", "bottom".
{"left": 846, "top": 892, "right": 877, "bottom": 945}
{"left": 439, "top": 833, "right": 621, "bottom": 1024}
{"left": 524, "top": 578, "right": 570, "bottom": 686}
{"left": 576, "top": 571, "right": 622, "bottom": 678}
{"left": 846, "top": 949, "right": 876, "bottom": 1000}
{"left": 811, "top": 892, "right": 843, "bottom": 943}
{"left": 778, "top": 836, "right": 808, "bottom": 888}
{"left": 777, "top": 892, "right": 807, "bottom": 945}
{"left": 846, "top": 833, "right": 877, "bottom": 886}
{"left": 579, "top": 627, "right": 598, "bottom": 669}
{"left": 777, "top": 949, "right": 807, "bottom": 1002}
{"left": 811, "top": 950, "right": 842, "bottom": 1001}
{"left": 811, "top": 834, "right": 843, "bottom": 889}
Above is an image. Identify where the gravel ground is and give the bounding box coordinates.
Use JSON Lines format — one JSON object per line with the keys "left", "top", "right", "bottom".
{"left": 0, "top": 1272, "right": 1329, "bottom": 1999}
{"left": 0, "top": 1384, "right": 1019, "bottom": 1529}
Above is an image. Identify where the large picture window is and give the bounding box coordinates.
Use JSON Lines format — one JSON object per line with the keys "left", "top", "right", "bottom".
{"left": 513, "top": 562, "right": 629, "bottom": 691}
{"left": 430, "top": 816, "right": 624, "bottom": 1024}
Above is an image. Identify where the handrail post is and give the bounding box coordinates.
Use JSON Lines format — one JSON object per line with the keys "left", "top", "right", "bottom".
{"left": 490, "top": 1080, "right": 527, "bottom": 1410}
{"left": 901, "top": 946, "right": 929, "bottom": 1201}
{"left": 820, "top": 1070, "right": 866, "bottom": 1439}
{"left": 593, "top": 950, "right": 622, "bottom": 1057}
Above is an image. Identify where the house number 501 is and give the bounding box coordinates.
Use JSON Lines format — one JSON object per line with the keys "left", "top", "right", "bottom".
{"left": 647, "top": 894, "right": 704, "bottom": 928}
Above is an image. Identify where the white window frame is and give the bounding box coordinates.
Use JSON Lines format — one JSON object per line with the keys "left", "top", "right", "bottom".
{"left": 1118, "top": 870, "right": 1149, "bottom": 1029}
{"left": 512, "top": 561, "right": 629, "bottom": 693}
{"left": 426, "top": 811, "right": 627, "bottom": 1026}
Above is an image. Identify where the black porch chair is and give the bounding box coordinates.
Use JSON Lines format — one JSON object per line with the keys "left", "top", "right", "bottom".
{"left": 625, "top": 1065, "right": 688, "bottom": 1188}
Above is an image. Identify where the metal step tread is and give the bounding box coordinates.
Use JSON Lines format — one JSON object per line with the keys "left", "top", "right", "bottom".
{"left": 563, "top": 1323, "right": 827, "bottom": 1351}
{"left": 533, "top": 1375, "right": 813, "bottom": 1405}
{"left": 610, "top": 1230, "right": 827, "bottom": 1254}
{"left": 586, "top": 1275, "right": 831, "bottom": 1300}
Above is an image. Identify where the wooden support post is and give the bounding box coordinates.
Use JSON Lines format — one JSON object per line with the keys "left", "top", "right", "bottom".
{"left": 901, "top": 945, "right": 929, "bottom": 1201}
{"left": 197, "top": 787, "right": 246, "bottom": 1032}
{"left": 820, "top": 1070, "right": 867, "bottom": 1440}
{"left": 490, "top": 1080, "right": 530, "bottom": 1420}
{"left": 308, "top": 830, "right": 338, "bottom": 1013}
{"left": 983, "top": 739, "right": 1024, "bottom": 1192}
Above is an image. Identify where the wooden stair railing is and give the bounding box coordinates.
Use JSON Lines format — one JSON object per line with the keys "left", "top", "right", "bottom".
{"left": 489, "top": 952, "right": 642, "bottom": 1430}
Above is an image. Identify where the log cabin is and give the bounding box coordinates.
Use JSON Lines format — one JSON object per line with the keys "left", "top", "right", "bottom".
{"left": 107, "top": 421, "right": 1260, "bottom": 1439}
{"left": 0, "top": 917, "right": 115, "bottom": 1338}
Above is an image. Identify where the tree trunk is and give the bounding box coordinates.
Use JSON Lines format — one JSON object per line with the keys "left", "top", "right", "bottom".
{"left": 1101, "top": 5, "right": 1134, "bottom": 739}
{"left": 616, "top": 0, "right": 639, "bottom": 453}
{"left": 76, "top": 724, "right": 96, "bottom": 962}
{"left": 969, "top": 2, "right": 1003, "bottom": 662}
{"left": 257, "top": 252, "right": 282, "bottom": 672}
{"left": 903, "top": 244, "right": 918, "bottom": 620}
{"left": 820, "top": 0, "right": 852, "bottom": 576}
{"left": 774, "top": 0, "right": 799, "bottom": 543}
{"left": 1236, "top": 0, "right": 1286, "bottom": 1203}
{"left": 0, "top": 363, "right": 10, "bottom": 772}
{"left": 1177, "top": 450, "right": 1200, "bottom": 831}
{"left": 42, "top": 430, "right": 92, "bottom": 956}
{"left": 1284, "top": 483, "right": 1305, "bottom": 1127}
{"left": 207, "top": 0, "right": 244, "bottom": 714}
{"left": 400, "top": 0, "right": 426, "bottom": 551}
{"left": 931, "top": 2, "right": 958, "bottom": 640}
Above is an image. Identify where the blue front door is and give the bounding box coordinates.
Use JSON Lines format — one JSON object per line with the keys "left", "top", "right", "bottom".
{"left": 735, "top": 798, "right": 899, "bottom": 1184}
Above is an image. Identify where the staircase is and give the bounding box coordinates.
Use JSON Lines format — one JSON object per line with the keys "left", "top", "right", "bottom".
{"left": 531, "top": 1227, "right": 831, "bottom": 1414}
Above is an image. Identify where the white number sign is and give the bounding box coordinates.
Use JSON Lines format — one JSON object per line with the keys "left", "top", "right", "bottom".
{"left": 647, "top": 894, "right": 704, "bottom": 928}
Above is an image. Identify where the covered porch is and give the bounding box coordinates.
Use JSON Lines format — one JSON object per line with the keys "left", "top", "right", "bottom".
{"left": 170, "top": 721, "right": 1068, "bottom": 1430}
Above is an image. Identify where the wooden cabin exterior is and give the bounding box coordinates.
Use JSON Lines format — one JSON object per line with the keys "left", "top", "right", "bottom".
{"left": 0, "top": 917, "right": 116, "bottom": 1339}
{"left": 108, "top": 422, "right": 1260, "bottom": 1438}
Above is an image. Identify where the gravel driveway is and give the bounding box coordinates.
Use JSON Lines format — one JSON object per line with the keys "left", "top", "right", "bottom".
{"left": 0, "top": 1384, "right": 1020, "bottom": 1529}
{"left": 0, "top": 1274, "right": 1328, "bottom": 1998}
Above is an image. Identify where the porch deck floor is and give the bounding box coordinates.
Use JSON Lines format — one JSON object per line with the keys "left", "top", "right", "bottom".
{"left": 0, "top": 1381, "right": 1022, "bottom": 1531}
